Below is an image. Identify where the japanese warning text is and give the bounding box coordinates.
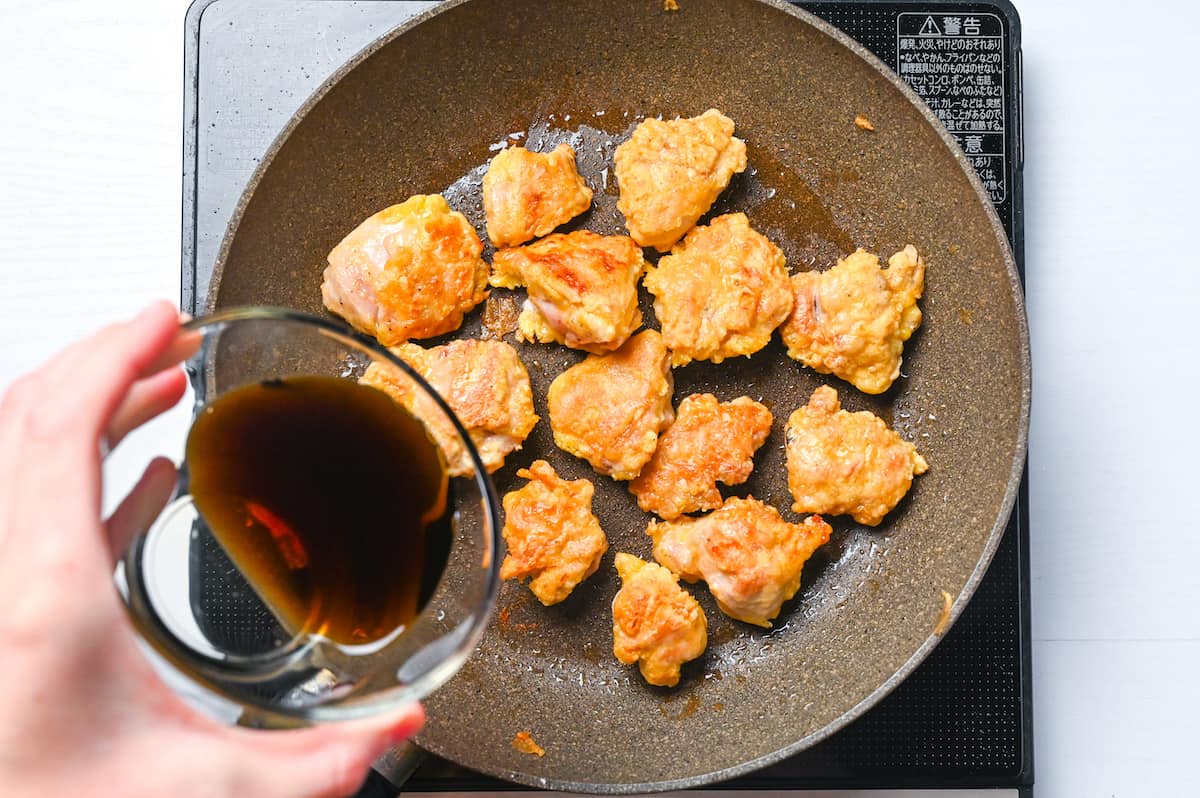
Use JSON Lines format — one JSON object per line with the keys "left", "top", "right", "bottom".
{"left": 897, "top": 12, "right": 1007, "bottom": 203}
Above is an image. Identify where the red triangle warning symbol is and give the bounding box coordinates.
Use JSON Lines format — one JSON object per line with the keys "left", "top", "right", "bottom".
{"left": 919, "top": 16, "right": 942, "bottom": 35}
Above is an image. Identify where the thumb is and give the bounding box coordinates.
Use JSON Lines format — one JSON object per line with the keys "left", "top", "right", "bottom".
{"left": 227, "top": 703, "right": 425, "bottom": 798}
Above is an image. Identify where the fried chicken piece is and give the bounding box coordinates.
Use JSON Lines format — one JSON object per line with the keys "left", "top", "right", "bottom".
{"left": 612, "top": 552, "right": 707, "bottom": 687}
{"left": 483, "top": 143, "right": 594, "bottom": 248}
{"left": 360, "top": 339, "right": 537, "bottom": 477}
{"left": 629, "top": 394, "right": 772, "bottom": 520}
{"left": 644, "top": 213, "right": 793, "bottom": 366}
{"left": 547, "top": 330, "right": 674, "bottom": 480}
{"left": 649, "top": 497, "right": 832, "bottom": 627}
{"left": 322, "top": 195, "right": 488, "bottom": 346}
{"left": 499, "top": 460, "right": 608, "bottom": 606}
{"left": 781, "top": 245, "right": 925, "bottom": 395}
{"left": 785, "top": 385, "right": 928, "bottom": 526}
{"left": 490, "top": 231, "right": 646, "bottom": 353}
{"left": 614, "top": 109, "right": 748, "bottom": 252}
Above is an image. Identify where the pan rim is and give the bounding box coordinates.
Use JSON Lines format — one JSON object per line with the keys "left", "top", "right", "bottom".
{"left": 203, "top": 0, "right": 1031, "bottom": 791}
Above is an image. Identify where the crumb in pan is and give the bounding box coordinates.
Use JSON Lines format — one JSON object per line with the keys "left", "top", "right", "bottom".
{"left": 360, "top": 338, "right": 537, "bottom": 476}
{"left": 483, "top": 143, "right": 593, "bottom": 248}
{"left": 933, "top": 589, "right": 954, "bottom": 635}
{"left": 491, "top": 230, "right": 646, "bottom": 353}
{"left": 781, "top": 245, "right": 925, "bottom": 395}
{"left": 513, "top": 731, "right": 546, "bottom": 757}
{"left": 612, "top": 552, "right": 707, "bottom": 687}
{"left": 854, "top": 114, "right": 876, "bottom": 131}
{"left": 785, "top": 385, "right": 928, "bottom": 526}
{"left": 649, "top": 496, "right": 832, "bottom": 627}
{"left": 614, "top": 109, "right": 747, "bottom": 252}
{"left": 630, "top": 393, "right": 772, "bottom": 520}
{"left": 500, "top": 460, "right": 608, "bottom": 606}
{"left": 644, "top": 212, "right": 793, "bottom": 366}
{"left": 321, "top": 195, "right": 488, "bottom": 345}
{"left": 548, "top": 329, "right": 674, "bottom": 480}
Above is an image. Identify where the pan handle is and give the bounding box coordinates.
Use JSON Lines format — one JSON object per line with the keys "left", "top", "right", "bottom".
{"left": 362, "top": 742, "right": 427, "bottom": 796}
{"left": 354, "top": 769, "right": 405, "bottom": 798}
{"left": 237, "top": 712, "right": 425, "bottom": 797}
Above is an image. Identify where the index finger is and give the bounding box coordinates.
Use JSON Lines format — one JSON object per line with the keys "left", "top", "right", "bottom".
{"left": 38, "top": 301, "right": 186, "bottom": 442}
{"left": 139, "top": 323, "right": 202, "bottom": 381}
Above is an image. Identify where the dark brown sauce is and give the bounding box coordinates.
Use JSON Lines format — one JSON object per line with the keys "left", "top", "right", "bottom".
{"left": 727, "top": 145, "right": 858, "bottom": 280}
{"left": 657, "top": 693, "right": 702, "bottom": 720}
{"left": 480, "top": 293, "right": 521, "bottom": 340}
{"left": 186, "top": 376, "right": 450, "bottom": 647}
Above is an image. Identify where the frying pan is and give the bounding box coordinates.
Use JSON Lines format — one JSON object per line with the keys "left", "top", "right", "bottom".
{"left": 206, "top": 0, "right": 1030, "bottom": 791}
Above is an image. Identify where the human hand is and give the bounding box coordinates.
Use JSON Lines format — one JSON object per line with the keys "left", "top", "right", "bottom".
{"left": 0, "top": 301, "right": 423, "bottom": 798}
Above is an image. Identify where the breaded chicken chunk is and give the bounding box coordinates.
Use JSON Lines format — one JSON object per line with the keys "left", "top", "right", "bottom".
{"left": 629, "top": 394, "right": 773, "bottom": 520}
{"left": 644, "top": 213, "right": 793, "bottom": 366}
{"left": 614, "top": 109, "right": 748, "bottom": 252}
{"left": 500, "top": 460, "right": 608, "bottom": 606}
{"left": 491, "top": 231, "right": 646, "bottom": 353}
{"left": 360, "top": 339, "right": 537, "bottom": 477}
{"left": 322, "top": 195, "right": 488, "bottom": 345}
{"left": 483, "top": 143, "right": 594, "bottom": 248}
{"left": 781, "top": 245, "right": 925, "bottom": 395}
{"left": 785, "top": 385, "right": 928, "bottom": 526}
{"left": 649, "top": 497, "right": 832, "bottom": 627}
{"left": 612, "top": 552, "right": 707, "bottom": 687}
{"left": 547, "top": 330, "right": 674, "bottom": 480}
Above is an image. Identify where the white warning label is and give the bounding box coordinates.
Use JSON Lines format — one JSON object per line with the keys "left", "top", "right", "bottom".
{"left": 897, "top": 12, "right": 1007, "bottom": 203}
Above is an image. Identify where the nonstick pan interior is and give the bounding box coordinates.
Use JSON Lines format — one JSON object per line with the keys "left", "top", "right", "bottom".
{"left": 208, "top": 0, "right": 1030, "bottom": 791}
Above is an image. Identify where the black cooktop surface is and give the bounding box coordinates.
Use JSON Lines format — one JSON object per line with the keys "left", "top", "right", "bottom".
{"left": 182, "top": 1, "right": 1030, "bottom": 793}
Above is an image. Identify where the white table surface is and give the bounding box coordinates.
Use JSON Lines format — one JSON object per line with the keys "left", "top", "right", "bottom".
{"left": 2, "top": 1, "right": 1198, "bottom": 795}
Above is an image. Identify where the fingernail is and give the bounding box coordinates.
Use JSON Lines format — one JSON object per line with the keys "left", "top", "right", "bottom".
{"left": 136, "top": 300, "right": 178, "bottom": 322}
{"left": 383, "top": 713, "right": 424, "bottom": 747}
